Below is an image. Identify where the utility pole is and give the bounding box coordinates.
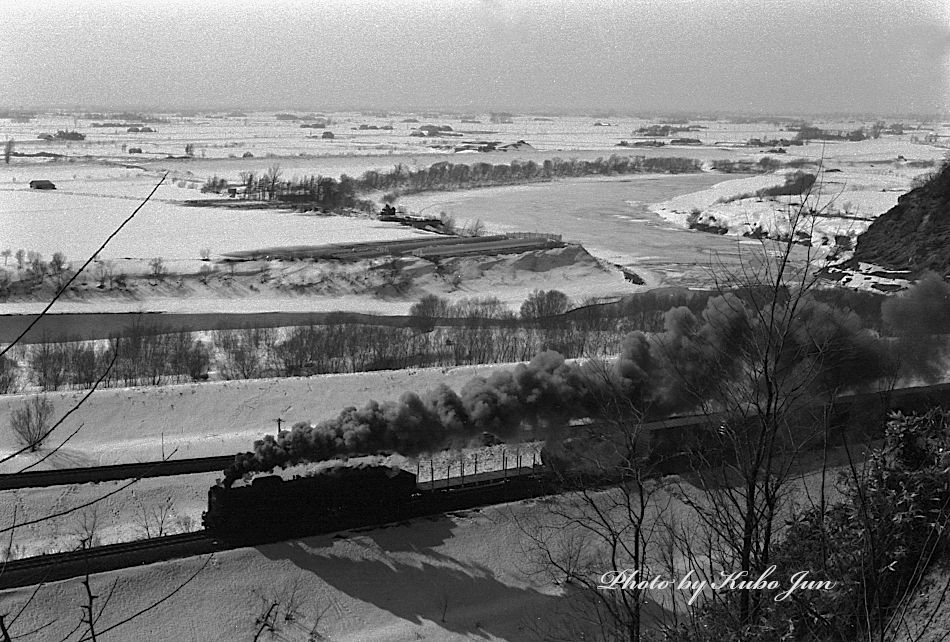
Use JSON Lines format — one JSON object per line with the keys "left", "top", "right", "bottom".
{"left": 275, "top": 418, "right": 283, "bottom": 437}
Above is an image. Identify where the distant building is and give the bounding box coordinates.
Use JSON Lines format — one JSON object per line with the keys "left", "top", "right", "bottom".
{"left": 29, "top": 180, "right": 56, "bottom": 190}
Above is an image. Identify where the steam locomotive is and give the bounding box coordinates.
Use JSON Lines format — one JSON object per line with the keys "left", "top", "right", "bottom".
{"left": 203, "top": 462, "right": 553, "bottom": 545}
{"left": 204, "top": 382, "right": 950, "bottom": 545}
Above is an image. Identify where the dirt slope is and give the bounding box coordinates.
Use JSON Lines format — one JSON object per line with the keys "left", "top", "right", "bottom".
{"left": 855, "top": 162, "right": 950, "bottom": 275}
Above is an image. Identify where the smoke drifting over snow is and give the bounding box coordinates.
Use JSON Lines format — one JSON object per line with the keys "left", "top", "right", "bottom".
{"left": 224, "top": 281, "right": 950, "bottom": 485}
{"left": 883, "top": 272, "right": 950, "bottom": 382}
{"left": 224, "top": 351, "right": 591, "bottom": 486}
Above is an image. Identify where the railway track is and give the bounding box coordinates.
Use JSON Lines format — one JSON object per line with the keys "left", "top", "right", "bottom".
{"left": 0, "top": 531, "right": 221, "bottom": 590}
{"left": 0, "top": 455, "right": 235, "bottom": 490}
{"left": 4, "top": 381, "right": 949, "bottom": 492}
{"left": 0, "top": 468, "right": 546, "bottom": 590}
{"left": 2, "top": 381, "right": 949, "bottom": 590}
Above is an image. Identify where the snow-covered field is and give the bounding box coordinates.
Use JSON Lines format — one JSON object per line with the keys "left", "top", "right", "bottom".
{"left": 0, "top": 457, "right": 850, "bottom": 641}
{"left": 0, "top": 499, "right": 588, "bottom": 641}
{"left": 2, "top": 114, "right": 945, "bottom": 291}
{"left": 0, "top": 243, "right": 627, "bottom": 317}
{"left": 0, "top": 363, "right": 524, "bottom": 469}
{"left": 1, "top": 113, "right": 947, "bottom": 640}
{"left": 650, "top": 139, "right": 945, "bottom": 247}
{"left": 0, "top": 182, "right": 429, "bottom": 261}
{"left": 0, "top": 362, "right": 546, "bottom": 560}
{"left": 0, "top": 360, "right": 545, "bottom": 562}
{"left": 6, "top": 112, "right": 947, "bottom": 162}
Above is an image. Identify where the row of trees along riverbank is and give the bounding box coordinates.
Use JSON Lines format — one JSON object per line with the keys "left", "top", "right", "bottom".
{"left": 200, "top": 155, "right": 712, "bottom": 209}
{"left": 0, "top": 282, "right": 909, "bottom": 395}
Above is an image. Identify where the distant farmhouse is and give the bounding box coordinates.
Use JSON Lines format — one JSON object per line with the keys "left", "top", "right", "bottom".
{"left": 29, "top": 179, "right": 56, "bottom": 190}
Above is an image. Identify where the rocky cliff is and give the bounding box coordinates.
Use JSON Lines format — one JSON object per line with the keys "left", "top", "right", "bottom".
{"left": 854, "top": 162, "right": 950, "bottom": 275}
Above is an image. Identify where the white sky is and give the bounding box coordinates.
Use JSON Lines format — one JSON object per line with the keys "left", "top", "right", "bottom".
{"left": 2, "top": 0, "right": 949, "bottom": 115}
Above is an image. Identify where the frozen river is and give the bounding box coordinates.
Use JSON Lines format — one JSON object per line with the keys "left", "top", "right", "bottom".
{"left": 398, "top": 173, "right": 813, "bottom": 287}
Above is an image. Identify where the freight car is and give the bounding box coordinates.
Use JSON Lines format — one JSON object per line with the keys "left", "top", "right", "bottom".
{"left": 541, "top": 382, "right": 950, "bottom": 478}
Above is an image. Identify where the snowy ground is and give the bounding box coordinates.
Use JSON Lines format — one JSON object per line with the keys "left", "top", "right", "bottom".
{"left": 0, "top": 244, "right": 629, "bottom": 317}
{"left": 0, "top": 362, "right": 545, "bottom": 560}
{"left": 0, "top": 363, "right": 526, "bottom": 469}
{"left": 1, "top": 117, "right": 945, "bottom": 640}
{"left": 0, "top": 443, "right": 544, "bottom": 560}
{"left": 0, "top": 180, "right": 428, "bottom": 261}
{"left": 0, "top": 499, "right": 587, "bottom": 641}
{"left": 650, "top": 139, "right": 945, "bottom": 248}
{"left": 5, "top": 112, "right": 947, "bottom": 162}
{"left": 0, "top": 456, "right": 852, "bottom": 642}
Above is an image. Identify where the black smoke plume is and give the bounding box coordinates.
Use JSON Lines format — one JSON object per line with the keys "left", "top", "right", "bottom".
{"left": 225, "top": 286, "right": 932, "bottom": 486}
{"left": 882, "top": 271, "right": 950, "bottom": 382}
{"left": 224, "top": 351, "right": 591, "bottom": 485}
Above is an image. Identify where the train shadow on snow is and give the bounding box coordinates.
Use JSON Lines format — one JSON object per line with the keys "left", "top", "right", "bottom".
{"left": 255, "top": 512, "right": 674, "bottom": 638}
{"left": 253, "top": 514, "right": 563, "bottom": 638}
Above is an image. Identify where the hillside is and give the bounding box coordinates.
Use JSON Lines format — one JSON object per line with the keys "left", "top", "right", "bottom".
{"left": 854, "top": 160, "right": 950, "bottom": 275}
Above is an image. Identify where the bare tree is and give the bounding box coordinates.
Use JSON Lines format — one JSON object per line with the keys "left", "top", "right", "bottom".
{"left": 130, "top": 493, "right": 175, "bottom": 539}
{"left": 250, "top": 577, "right": 332, "bottom": 641}
{"left": 0, "top": 354, "right": 19, "bottom": 394}
{"left": 520, "top": 289, "right": 571, "bottom": 320}
{"left": 9, "top": 395, "right": 55, "bottom": 452}
{"left": 49, "top": 252, "right": 72, "bottom": 290}
{"left": 239, "top": 171, "right": 257, "bottom": 200}
{"left": 652, "top": 173, "right": 897, "bottom": 632}
{"left": 517, "top": 361, "right": 673, "bottom": 642}
{"left": 93, "top": 260, "right": 115, "bottom": 289}
{"left": 148, "top": 256, "right": 167, "bottom": 280}
{"left": 264, "top": 164, "right": 282, "bottom": 200}
{"left": 69, "top": 507, "right": 103, "bottom": 549}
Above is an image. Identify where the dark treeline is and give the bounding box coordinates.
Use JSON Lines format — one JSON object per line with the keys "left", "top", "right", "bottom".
{"left": 204, "top": 169, "right": 370, "bottom": 211}
{"left": 21, "top": 328, "right": 211, "bottom": 393}
{"left": 363, "top": 155, "right": 705, "bottom": 198}
{"left": 3, "top": 322, "right": 627, "bottom": 394}
{"left": 0, "top": 286, "right": 893, "bottom": 395}
{"left": 202, "top": 155, "right": 706, "bottom": 210}
{"left": 710, "top": 157, "right": 786, "bottom": 173}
